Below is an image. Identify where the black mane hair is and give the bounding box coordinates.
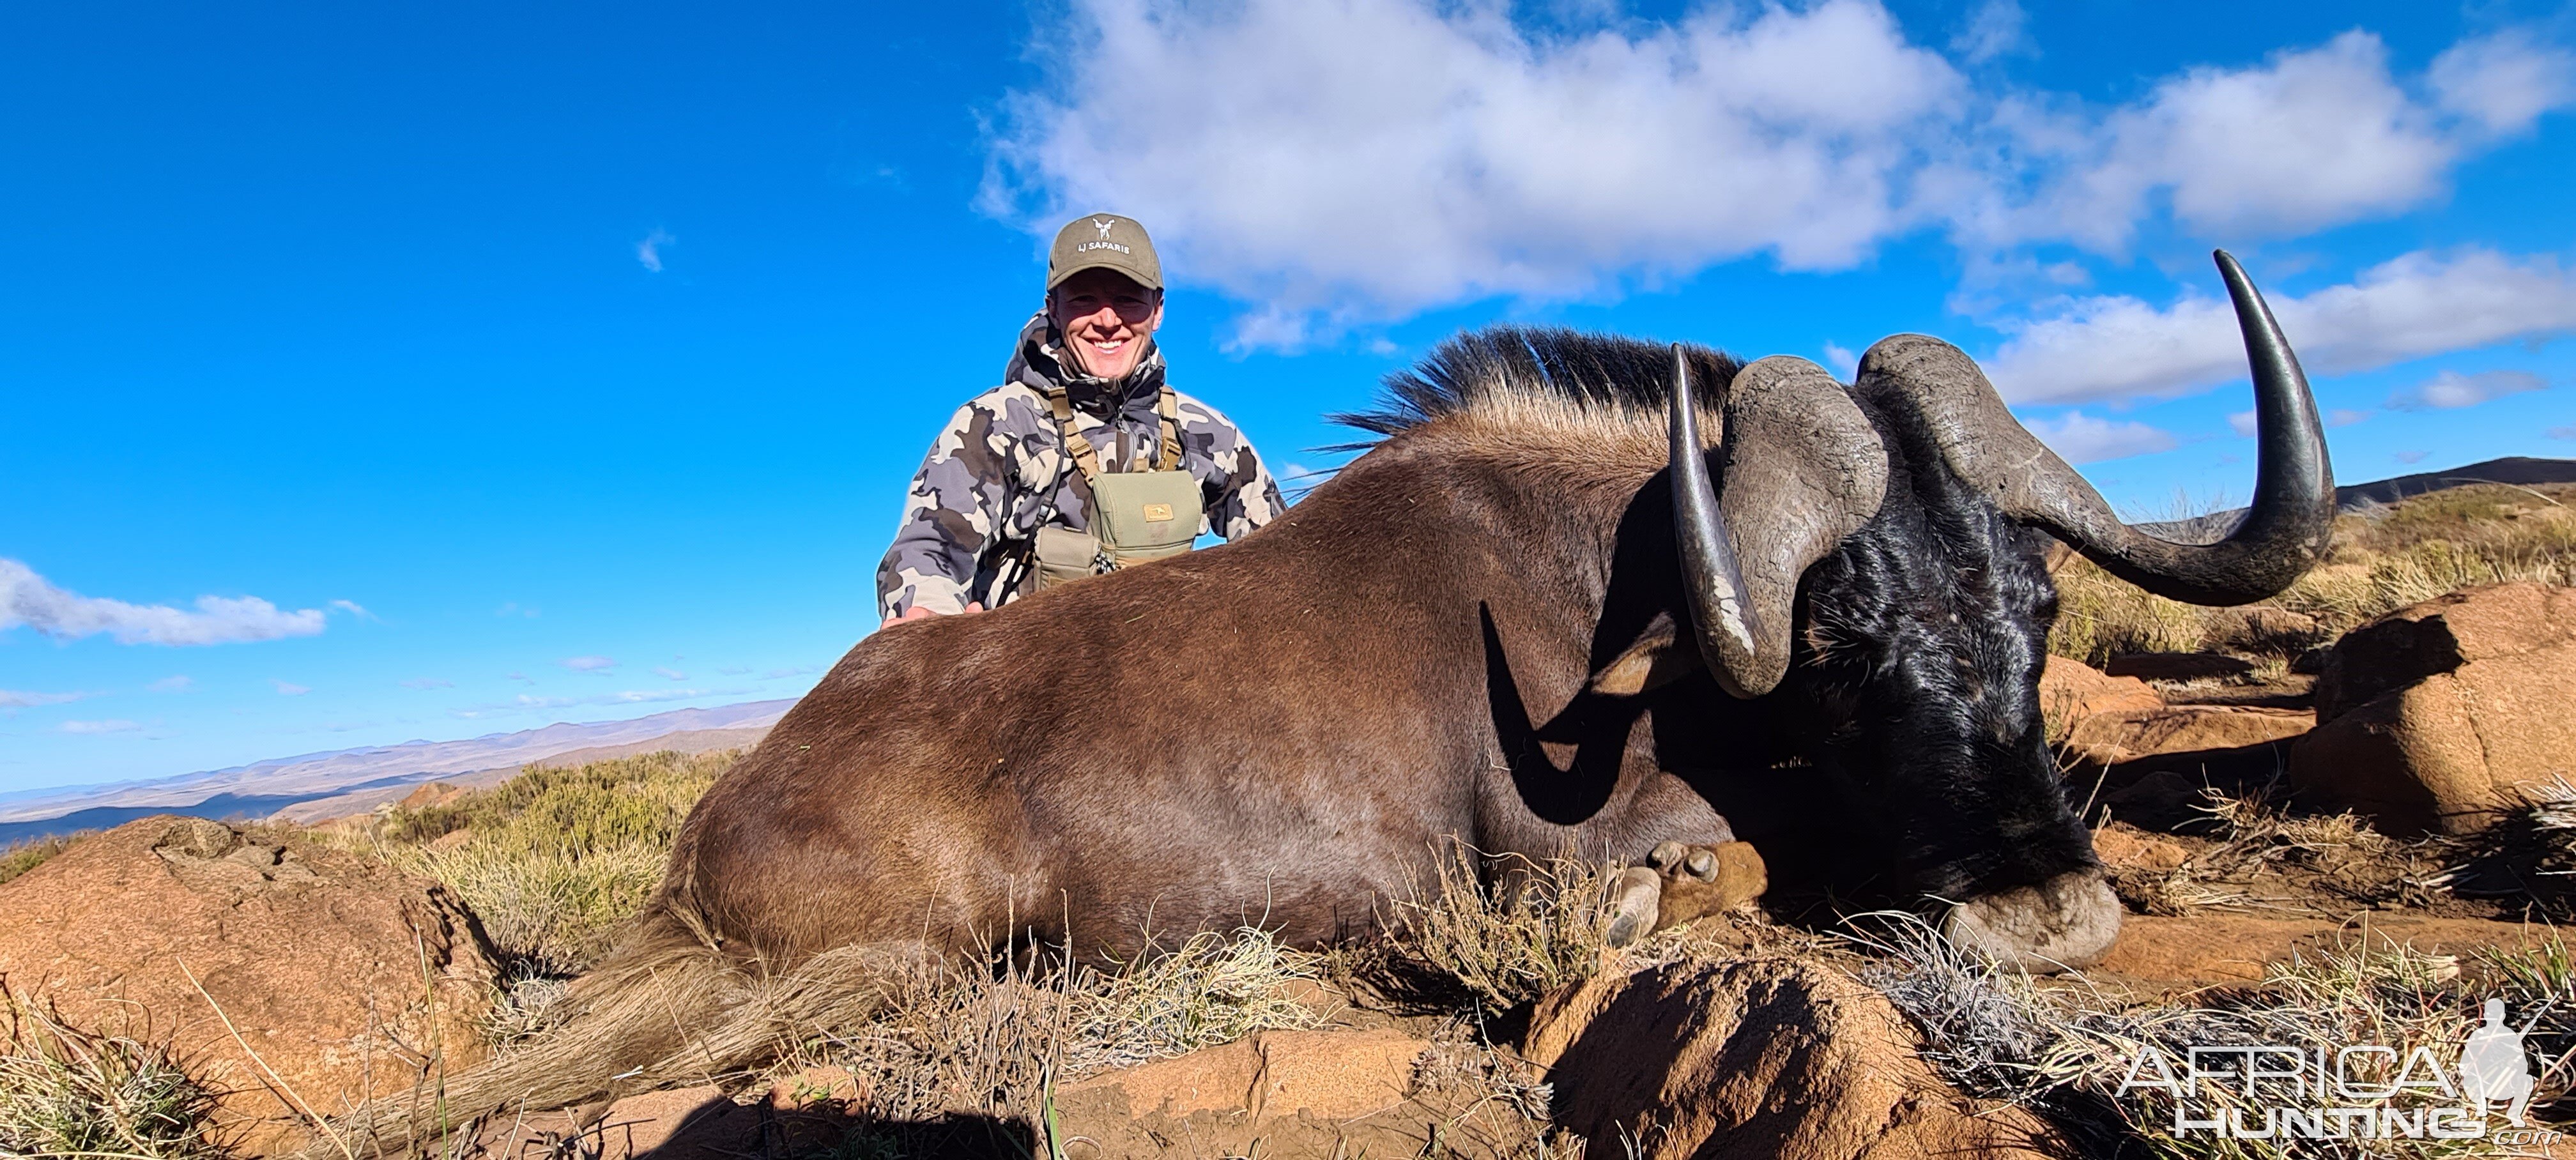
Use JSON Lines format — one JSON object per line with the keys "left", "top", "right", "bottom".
{"left": 1331, "top": 326, "right": 1745, "bottom": 439}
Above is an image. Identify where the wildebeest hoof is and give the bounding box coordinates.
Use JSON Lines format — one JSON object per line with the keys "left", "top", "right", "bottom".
{"left": 1941, "top": 871, "right": 2121, "bottom": 973}
{"left": 1600, "top": 866, "right": 1662, "bottom": 949}
{"left": 1644, "top": 840, "right": 1768, "bottom": 931}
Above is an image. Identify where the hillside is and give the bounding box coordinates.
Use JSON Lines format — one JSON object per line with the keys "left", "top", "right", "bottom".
{"left": 0, "top": 701, "right": 793, "bottom": 845}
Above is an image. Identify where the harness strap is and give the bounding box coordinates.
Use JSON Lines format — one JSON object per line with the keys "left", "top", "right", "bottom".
{"left": 1044, "top": 382, "right": 1184, "bottom": 482}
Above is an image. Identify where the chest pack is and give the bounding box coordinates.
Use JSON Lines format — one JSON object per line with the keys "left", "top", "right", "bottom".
{"left": 1027, "top": 383, "right": 1205, "bottom": 593}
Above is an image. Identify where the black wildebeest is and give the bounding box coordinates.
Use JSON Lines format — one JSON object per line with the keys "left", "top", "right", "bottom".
{"left": 332, "top": 252, "right": 2329, "bottom": 1144}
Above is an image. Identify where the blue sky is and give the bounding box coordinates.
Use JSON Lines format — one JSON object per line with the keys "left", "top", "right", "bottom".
{"left": 6, "top": 0, "right": 2574, "bottom": 795}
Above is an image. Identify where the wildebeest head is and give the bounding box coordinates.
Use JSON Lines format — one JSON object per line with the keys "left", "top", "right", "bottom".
{"left": 1659, "top": 251, "right": 2331, "bottom": 967}
{"left": 1350, "top": 252, "right": 2329, "bottom": 970}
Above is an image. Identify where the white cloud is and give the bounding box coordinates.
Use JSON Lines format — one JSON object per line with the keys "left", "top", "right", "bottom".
{"left": 1983, "top": 32, "right": 2458, "bottom": 248}
{"left": 2428, "top": 30, "right": 2576, "bottom": 138}
{"left": 2021, "top": 412, "right": 2179, "bottom": 464}
{"left": 986, "top": 3, "right": 2573, "bottom": 343}
{"left": 636, "top": 229, "right": 674, "bottom": 273}
{"left": 60, "top": 719, "right": 140, "bottom": 735}
{"left": 400, "top": 677, "right": 454, "bottom": 690}
{"left": 1, "top": 558, "right": 327, "bottom": 646}
{"left": 329, "top": 599, "right": 376, "bottom": 620}
{"left": 988, "top": 0, "right": 1966, "bottom": 339}
{"left": 652, "top": 666, "right": 687, "bottom": 681}
{"left": 272, "top": 680, "right": 310, "bottom": 696}
{"left": 1984, "top": 248, "right": 2576, "bottom": 404}
{"left": 2388, "top": 369, "right": 2547, "bottom": 410}
{"left": 2552, "top": 425, "right": 2576, "bottom": 440}
{"left": 2329, "top": 408, "right": 2372, "bottom": 427}
{"left": 1821, "top": 342, "right": 1860, "bottom": 379}
{"left": 148, "top": 675, "right": 194, "bottom": 693}
{"left": 1949, "top": 0, "right": 2027, "bottom": 66}
{"left": 2393, "top": 449, "right": 2431, "bottom": 464}
{"left": 762, "top": 665, "right": 819, "bottom": 680}
{"left": 716, "top": 665, "right": 752, "bottom": 676}
{"left": 1, "top": 689, "right": 88, "bottom": 709}
{"left": 561, "top": 656, "right": 617, "bottom": 673}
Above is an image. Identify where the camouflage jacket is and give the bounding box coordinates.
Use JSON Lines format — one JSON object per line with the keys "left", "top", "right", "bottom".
{"left": 875, "top": 314, "right": 1287, "bottom": 618}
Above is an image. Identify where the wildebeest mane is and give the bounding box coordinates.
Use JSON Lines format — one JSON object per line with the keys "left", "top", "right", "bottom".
{"left": 1331, "top": 326, "right": 1744, "bottom": 443}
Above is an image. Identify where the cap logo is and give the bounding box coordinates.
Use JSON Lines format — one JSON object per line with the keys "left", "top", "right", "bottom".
{"left": 1092, "top": 217, "right": 1116, "bottom": 239}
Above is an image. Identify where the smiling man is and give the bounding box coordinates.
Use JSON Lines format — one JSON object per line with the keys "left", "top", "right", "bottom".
{"left": 877, "top": 213, "right": 1287, "bottom": 620}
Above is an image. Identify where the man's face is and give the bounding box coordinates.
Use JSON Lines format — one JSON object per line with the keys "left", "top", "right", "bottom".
{"left": 1047, "top": 268, "right": 1163, "bottom": 381}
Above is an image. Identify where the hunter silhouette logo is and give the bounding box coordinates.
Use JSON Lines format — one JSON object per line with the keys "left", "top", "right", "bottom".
{"left": 2462, "top": 998, "right": 2538, "bottom": 1126}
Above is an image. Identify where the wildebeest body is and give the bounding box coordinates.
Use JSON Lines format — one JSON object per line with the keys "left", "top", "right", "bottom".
{"left": 667, "top": 402, "right": 1745, "bottom": 963}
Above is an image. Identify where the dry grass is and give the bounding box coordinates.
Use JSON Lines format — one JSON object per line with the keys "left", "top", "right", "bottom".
{"left": 2106, "top": 786, "right": 2457, "bottom": 917}
{"left": 325, "top": 750, "right": 737, "bottom": 979}
{"left": 1331, "top": 843, "right": 1630, "bottom": 1020}
{"left": 1862, "top": 915, "right": 2566, "bottom": 1158}
{"left": 2051, "top": 483, "right": 2576, "bottom": 667}
{"left": 0, "top": 833, "right": 89, "bottom": 889}
{"left": 0, "top": 984, "right": 229, "bottom": 1160}
{"left": 780, "top": 926, "right": 1327, "bottom": 1127}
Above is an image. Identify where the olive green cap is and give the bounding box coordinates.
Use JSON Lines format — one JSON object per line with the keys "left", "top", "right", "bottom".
{"left": 1046, "top": 213, "right": 1162, "bottom": 291}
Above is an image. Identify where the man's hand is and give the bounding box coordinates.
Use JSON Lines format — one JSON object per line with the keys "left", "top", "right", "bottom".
{"left": 896, "top": 601, "right": 985, "bottom": 622}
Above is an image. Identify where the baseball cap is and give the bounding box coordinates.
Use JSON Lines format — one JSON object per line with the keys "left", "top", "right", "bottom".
{"left": 1046, "top": 213, "right": 1162, "bottom": 291}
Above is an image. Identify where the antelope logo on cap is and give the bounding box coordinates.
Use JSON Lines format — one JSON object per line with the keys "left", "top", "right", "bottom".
{"left": 1092, "top": 217, "right": 1116, "bottom": 239}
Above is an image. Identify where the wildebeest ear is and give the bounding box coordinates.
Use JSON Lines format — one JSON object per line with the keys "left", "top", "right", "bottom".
{"left": 1587, "top": 615, "right": 1701, "bottom": 696}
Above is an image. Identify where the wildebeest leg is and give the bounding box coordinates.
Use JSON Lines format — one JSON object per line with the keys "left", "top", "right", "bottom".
{"left": 1646, "top": 840, "right": 1767, "bottom": 926}
{"left": 1599, "top": 839, "right": 1768, "bottom": 949}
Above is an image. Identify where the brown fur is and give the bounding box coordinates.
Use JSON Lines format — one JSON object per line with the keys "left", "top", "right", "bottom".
{"left": 666, "top": 402, "right": 1735, "bottom": 966}
{"left": 318, "top": 352, "right": 1752, "bottom": 1152}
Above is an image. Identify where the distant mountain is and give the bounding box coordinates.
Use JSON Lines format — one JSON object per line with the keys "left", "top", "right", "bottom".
{"left": 2135, "top": 456, "right": 2576, "bottom": 544}
{"left": 0, "top": 700, "right": 795, "bottom": 845}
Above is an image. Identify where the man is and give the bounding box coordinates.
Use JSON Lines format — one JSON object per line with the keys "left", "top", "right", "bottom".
{"left": 876, "top": 213, "right": 1287, "bottom": 620}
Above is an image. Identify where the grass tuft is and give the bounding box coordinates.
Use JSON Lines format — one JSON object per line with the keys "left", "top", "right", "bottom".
{"left": 1337, "top": 843, "right": 1623, "bottom": 1019}
{"left": 0, "top": 984, "right": 229, "bottom": 1160}
{"left": 785, "top": 925, "right": 1326, "bottom": 1125}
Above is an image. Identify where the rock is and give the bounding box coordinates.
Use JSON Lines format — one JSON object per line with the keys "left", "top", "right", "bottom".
{"left": 1523, "top": 958, "right": 2060, "bottom": 1160}
{"left": 2039, "top": 656, "right": 2161, "bottom": 738}
{"left": 2093, "top": 915, "right": 2554, "bottom": 988}
{"left": 2062, "top": 706, "right": 2314, "bottom": 768}
{"left": 2103, "top": 652, "right": 2257, "bottom": 682}
{"left": 2202, "top": 606, "right": 2325, "bottom": 654}
{"left": 1055, "top": 1028, "right": 1429, "bottom": 1122}
{"left": 466, "top": 1069, "right": 879, "bottom": 1160}
{"left": 2294, "top": 583, "right": 2576, "bottom": 834}
{"left": 0, "top": 816, "right": 499, "bottom": 1156}
{"left": 2091, "top": 827, "right": 2189, "bottom": 871}
{"left": 397, "top": 781, "right": 469, "bottom": 811}
{"left": 2314, "top": 582, "right": 2576, "bottom": 722}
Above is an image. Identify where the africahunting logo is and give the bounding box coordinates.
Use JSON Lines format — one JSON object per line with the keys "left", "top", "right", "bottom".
{"left": 2119, "top": 998, "right": 2556, "bottom": 1147}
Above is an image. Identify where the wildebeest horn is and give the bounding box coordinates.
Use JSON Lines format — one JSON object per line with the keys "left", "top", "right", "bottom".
{"left": 1671, "top": 349, "right": 1889, "bottom": 698}
{"left": 1853, "top": 251, "right": 2333, "bottom": 606}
